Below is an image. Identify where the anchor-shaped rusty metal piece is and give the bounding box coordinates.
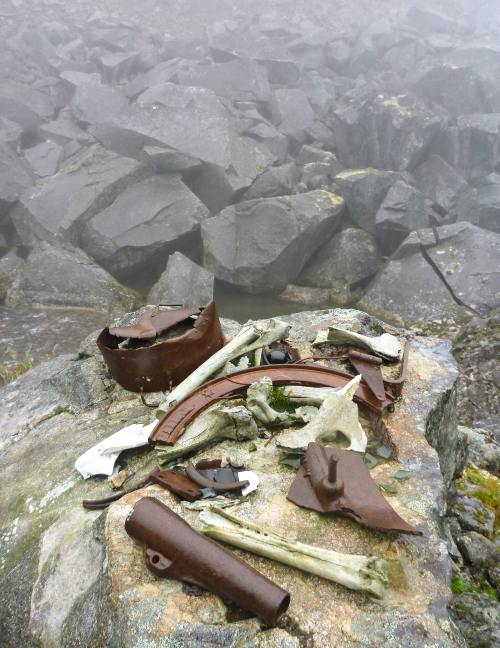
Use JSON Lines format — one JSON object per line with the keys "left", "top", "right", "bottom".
{"left": 287, "top": 443, "right": 422, "bottom": 536}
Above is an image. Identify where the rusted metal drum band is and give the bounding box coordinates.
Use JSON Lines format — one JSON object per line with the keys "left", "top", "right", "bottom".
{"left": 97, "top": 302, "right": 224, "bottom": 393}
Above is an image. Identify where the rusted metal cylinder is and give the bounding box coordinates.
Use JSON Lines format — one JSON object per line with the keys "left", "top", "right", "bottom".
{"left": 125, "top": 497, "right": 290, "bottom": 625}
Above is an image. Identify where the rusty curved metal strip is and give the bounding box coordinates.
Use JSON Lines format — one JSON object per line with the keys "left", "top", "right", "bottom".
{"left": 150, "top": 364, "right": 394, "bottom": 445}
{"left": 97, "top": 302, "right": 224, "bottom": 394}
{"left": 185, "top": 463, "right": 250, "bottom": 491}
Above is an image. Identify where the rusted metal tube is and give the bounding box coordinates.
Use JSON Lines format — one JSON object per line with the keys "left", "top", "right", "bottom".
{"left": 125, "top": 497, "right": 290, "bottom": 625}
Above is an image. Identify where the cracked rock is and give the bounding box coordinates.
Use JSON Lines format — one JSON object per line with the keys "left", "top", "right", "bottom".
{"left": 147, "top": 252, "right": 214, "bottom": 307}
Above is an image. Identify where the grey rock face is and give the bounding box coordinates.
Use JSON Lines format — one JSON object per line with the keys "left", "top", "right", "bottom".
{"left": 0, "top": 80, "right": 54, "bottom": 135}
{"left": 24, "top": 140, "right": 64, "bottom": 177}
{"left": 61, "top": 71, "right": 129, "bottom": 125}
{"left": 92, "top": 83, "right": 232, "bottom": 167}
{"left": 5, "top": 242, "right": 137, "bottom": 315}
{"left": 177, "top": 58, "right": 271, "bottom": 102}
{"left": 456, "top": 532, "right": 500, "bottom": 570}
{"left": 374, "top": 180, "right": 433, "bottom": 254}
{"left": 439, "top": 113, "right": 500, "bottom": 179}
{"left": 450, "top": 592, "right": 500, "bottom": 648}
{"left": 39, "top": 110, "right": 96, "bottom": 146}
{"left": 459, "top": 427, "right": 500, "bottom": 474}
{"left": 298, "top": 227, "right": 382, "bottom": 289}
{"left": 142, "top": 144, "right": 201, "bottom": 174}
{"left": 412, "top": 155, "right": 467, "bottom": 215}
{"left": 81, "top": 175, "right": 209, "bottom": 277}
{"left": 331, "top": 91, "right": 443, "bottom": 171}
{"left": 10, "top": 144, "right": 146, "bottom": 247}
{"left": 147, "top": 252, "right": 214, "bottom": 306}
{"left": 359, "top": 251, "right": 467, "bottom": 328}
{"left": 455, "top": 173, "right": 500, "bottom": 233}
{"left": 202, "top": 190, "right": 345, "bottom": 292}
{"left": 412, "top": 64, "right": 490, "bottom": 116}
{"left": 243, "top": 162, "right": 300, "bottom": 200}
{"left": 269, "top": 88, "right": 315, "bottom": 140}
{"left": 0, "top": 141, "right": 33, "bottom": 210}
{"left": 424, "top": 223, "right": 500, "bottom": 315}
{"left": 451, "top": 494, "right": 496, "bottom": 538}
{"left": 335, "top": 168, "right": 400, "bottom": 234}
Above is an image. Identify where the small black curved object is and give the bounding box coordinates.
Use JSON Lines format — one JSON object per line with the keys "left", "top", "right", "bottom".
{"left": 186, "top": 463, "right": 250, "bottom": 492}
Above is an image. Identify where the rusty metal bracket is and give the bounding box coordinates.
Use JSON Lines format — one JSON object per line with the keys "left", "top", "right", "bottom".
{"left": 82, "top": 468, "right": 202, "bottom": 510}
{"left": 347, "top": 348, "right": 386, "bottom": 402}
{"left": 150, "top": 364, "right": 395, "bottom": 445}
{"left": 287, "top": 443, "right": 422, "bottom": 535}
{"left": 125, "top": 496, "right": 290, "bottom": 625}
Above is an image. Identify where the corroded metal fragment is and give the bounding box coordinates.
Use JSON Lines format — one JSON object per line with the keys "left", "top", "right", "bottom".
{"left": 125, "top": 497, "right": 290, "bottom": 625}
{"left": 150, "top": 364, "right": 394, "bottom": 445}
{"left": 97, "top": 302, "right": 224, "bottom": 393}
{"left": 287, "top": 443, "right": 422, "bottom": 535}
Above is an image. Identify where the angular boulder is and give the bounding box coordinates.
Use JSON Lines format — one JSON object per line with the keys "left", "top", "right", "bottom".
{"left": 374, "top": 180, "right": 435, "bottom": 254}
{"left": 331, "top": 91, "right": 443, "bottom": 171}
{"left": 298, "top": 227, "right": 382, "bottom": 293}
{"left": 455, "top": 173, "right": 500, "bottom": 233}
{"left": 359, "top": 251, "right": 468, "bottom": 328}
{"left": 80, "top": 175, "right": 209, "bottom": 277}
{"left": 10, "top": 144, "right": 146, "bottom": 247}
{"left": 24, "top": 140, "right": 64, "bottom": 178}
{"left": 61, "top": 71, "right": 129, "bottom": 125}
{"left": 176, "top": 58, "right": 271, "bottom": 102}
{"left": 335, "top": 168, "right": 400, "bottom": 234}
{"left": 412, "top": 155, "right": 467, "bottom": 215}
{"left": 268, "top": 88, "right": 315, "bottom": 140}
{"left": 0, "top": 80, "right": 54, "bottom": 135}
{"left": 91, "top": 83, "right": 232, "bottom": 167}
{"left": 0, "top": 308, "right": 465, "bottom": 647}
{"left": 5, "top": 242, "right": 137, "bottom": 314}
{"left": 147, "top": 252, "right": 214, "bottom": 306}
{"left": 422, "top": 223, "right": 500, "bottom": 315}
{"left": 202, "top": 190, "right": 345, "bottom": 292}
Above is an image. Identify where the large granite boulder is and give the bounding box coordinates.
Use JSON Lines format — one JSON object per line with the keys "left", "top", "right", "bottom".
{"left": 360, "top": 222, "right": 500, "bottom": 326}
{"left": 10, "top": 145, "right": 147, "bottom": 248}
{"left": 374, "top": 180, "right": 435, "bottom": 254}
{"left": 5, "top": 242, "right": 137, "bottom": 315}
{"left": 90, "top": 83, "right": 232, "bottom": 167}
{"left": 80, "top": 175, "right": 209, "bottom": 278}
{"left": 297, "top": 228, "right": 382, "bottom": 302}
{"left": 0, "top": 308, "right": 465, "bottom": 647}
{"left": 455, "top": 173, "right": 500, "bottom": 233}
{"left": 268, "top": 88, "right": 315, "bottom": 141}
{"left": 201, "top": 190, "right": 345, "bottom": 292}
{"left": 61, "top": 71, "right": 129, "bottom": 125}
{"left": 412, "top": 155, "right": 467, "bottom": 216}
{"left": 331, "top": 91, "right": 444, "bottom": 172}
{"left": 147, "top": 252, "right": 214, "bottom": 306}
{"left": 335, "top": 168, "right": 400, "bottom": 234}
{"left": 0, "top": 80, "right": 55, "bottom": 136}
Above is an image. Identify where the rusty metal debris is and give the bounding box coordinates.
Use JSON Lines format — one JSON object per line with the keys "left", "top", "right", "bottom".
{"left": 97, "top": 301, "right": 224, "bottom": 393}
{"left": 150, "top": 364, "right": 395, "bottom": 445}
{"left": 110, "top": 305, "right": 200, "bottom": 340}
{"left": 82, "top": 468, "right": 202, "bottom": 510}
{"left": 125, "top": 496, "right": 291, "bottom": 625}
{"left": 287, "top": 443, "right": 422, "bottom": 535}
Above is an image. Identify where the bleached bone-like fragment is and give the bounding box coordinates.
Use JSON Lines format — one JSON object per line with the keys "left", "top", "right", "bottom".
{"left": 313, "top": 326, "right": 401, "bottom": 361}
{"left": 246, "top": 377, "right": 294, "bottom": 426}
{"left": 157, "top": 318, "right": 290, "bottom": 415}
{"left": 155, "top": 400, "right": 259, "bottom": 463}
{"left": 276, "top": 375, "right": 367, "bottom": 453}
{"left": 283, "top": 385, "right": 340, "bottom": 406}
{"left": 199, "top": 507, "right": 388, "bottom": 598}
